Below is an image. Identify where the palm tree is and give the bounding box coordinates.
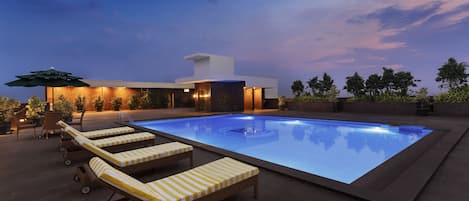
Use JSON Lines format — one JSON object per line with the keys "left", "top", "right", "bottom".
{"left": 436, "top": 57, "right": 468, "bottom": 90}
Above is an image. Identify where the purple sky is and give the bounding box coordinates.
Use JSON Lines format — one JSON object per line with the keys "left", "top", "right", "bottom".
{"left": 1, "top": 0, "right": 469, "bottom": 101}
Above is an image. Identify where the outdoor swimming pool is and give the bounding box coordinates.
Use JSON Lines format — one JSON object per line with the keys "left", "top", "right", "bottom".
{"left": 135, "top": 114, "right": 432, "bottom": 184}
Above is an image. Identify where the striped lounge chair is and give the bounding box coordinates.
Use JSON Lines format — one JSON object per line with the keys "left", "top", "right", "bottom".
{"left": 89, "top": 156, "right": 259, "bottom": 201}
{"left": 73, "top": 135, "right": 193, "bottom": 194}
{"left": 58, "top": 120, "right": 137, "bottom": 150}
{"left": 60, "top": 123, "right": 156, "bottom": 166}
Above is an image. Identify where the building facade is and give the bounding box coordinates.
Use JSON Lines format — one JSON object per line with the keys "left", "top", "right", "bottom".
{"left": 46, "top": 53, "right": 278, "bottom": 112}
{"left": 176, "top": 53, "right": 278, "bottom": 112}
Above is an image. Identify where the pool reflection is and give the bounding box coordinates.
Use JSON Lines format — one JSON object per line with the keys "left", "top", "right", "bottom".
{"left": 136, "top": 114, "right": 431, "bottom": 184}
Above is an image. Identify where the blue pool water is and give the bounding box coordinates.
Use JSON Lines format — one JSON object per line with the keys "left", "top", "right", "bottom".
{"left": 135, "top": 114, "right": 432, "bottom": 184}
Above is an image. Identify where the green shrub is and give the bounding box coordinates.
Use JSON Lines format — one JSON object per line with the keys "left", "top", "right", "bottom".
{"left": 295, "top": 85, "right": 340, "bottom": 103}
{"left": 278, "top": 96, "right": 286, "bottom": 110}
{"left": 0, "top": 96, "right": 21, "bottom": 123}
{"left": 26, "top": 96, "right": 45, "bottom": 119}
{"left": 128, "top": 95, "right": 139, "bottom": 110}
{"left": 74, "top": 96, "right": 86, "bottom": 112}
{"left": 139, "top": 90, "right": 152, "bottom": 109}
{"left": 347, "top": 94, "right": 416, "bottom": 103}
{"left": 435, "top": 87, "right": 469, "bottom": 103}
{"left": 54, "top": 95, "right": 74, "bottom": 121}
{"left": 375, "top": 94, "right": 416, "bottom": 103}
{"left": 111, "top": 97, "right": 123, "bottom": 111}
{"left": 93, "top": 96, "right": 104, "bottom": 112}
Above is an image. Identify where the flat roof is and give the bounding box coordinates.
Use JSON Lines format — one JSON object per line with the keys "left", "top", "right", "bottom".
{"left": 183, "top": 53, "right": 233, "bottom": 61}
{"left": 82, "top": 79, "right": 194, "bottom": 89}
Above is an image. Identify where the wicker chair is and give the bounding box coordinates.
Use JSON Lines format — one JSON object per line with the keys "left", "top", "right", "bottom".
{"left": 41, "top": 112, "right": 63, "bottom": 139}
{"left": 12, "top": 109, "right": 37, "bottom": 140}
{"left": 69, "top": 110, "right": 85, "bottom": 131}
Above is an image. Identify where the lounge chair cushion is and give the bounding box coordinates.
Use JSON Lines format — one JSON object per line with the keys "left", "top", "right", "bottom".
{"left": 89, "top": 157, "right": 163, "bottom": 201}
{"left": 77, "top": 135, "right": 192, "bottom": 167}
{"left": 146, "top": 157, "right": 259, "bottom": 201}
{"left": 92, "top": 132, "right": 155, "bottom": 147}
{"left": 82, "top": 126, "right": 136, "bottom": 138}
{"left": 59, "top": 120, "right": 135, "bottom": 138}
{"left": 113, "top": 142, "right": 193, "bottom": 167}
{"left": 75, "top": 135, "right": 122, "bottom": 165}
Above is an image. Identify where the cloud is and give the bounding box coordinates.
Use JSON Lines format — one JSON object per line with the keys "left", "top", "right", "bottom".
{"left": 445, "top": 10, "right": 469, "bottom": 25}
{"left": 385, "top": 64, "right": 404, "bottom": 70}
{"left": 227, "top": 0, "right": 469, "bottom": 73}
{"left": 336, "top": 58, "right": 356, "bottom": 64}
{"left": 230, "top": 1, "right": 408, "bottom": 71}
{"left": 404, "top": 0, "right": 469, "bottom": 26}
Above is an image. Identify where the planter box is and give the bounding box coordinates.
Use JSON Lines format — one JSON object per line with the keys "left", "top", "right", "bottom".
{"left": 342, "top": 102, "right": 417, "bottom": 115}
{"left": 287, "top": 101, "right": 337, "bottom": 112}
{"left": 433, "top": 103, "right": 469, "bottom": 116}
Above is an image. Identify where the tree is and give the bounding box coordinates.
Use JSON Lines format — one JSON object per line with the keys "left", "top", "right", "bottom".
{"left": 393, "top": 71, "right": 418, "bottom": 96}
{"left": 320, "top": 73, "right": 334, "bottom": 96}
{"left": 291, "top": 80, "right": 304, "bottom": 97}
{"left": 344, "top": 72, "right": 365, "bottom": 97}
{"left": 307, "top": 76, "right": 320, "bottom": 96}
{"left": 381, "top": 67, "right": 395, "bottom": 94}
{"left": 307, "top": 73, "right": 334, "bottom": 96}
{"left": 436, "top": 57, "right": 468, "bottom": 90}
{"left": 365, "top": 74, "right": 381, "bottom": 97}
{"left": 325, "top": 85, "right": 340, "bottom": 102}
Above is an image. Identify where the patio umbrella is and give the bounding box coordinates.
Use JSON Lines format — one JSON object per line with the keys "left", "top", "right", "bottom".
{"left": 5, "top": 67, "right": 89, "bottom": 106}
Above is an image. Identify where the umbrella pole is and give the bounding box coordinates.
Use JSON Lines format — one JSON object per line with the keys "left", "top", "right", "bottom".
{"left": 51, "top": 87, "right": 54, "bottom": 111}
{"left": 44, "top": 87, "right": 47, "bottom": 102}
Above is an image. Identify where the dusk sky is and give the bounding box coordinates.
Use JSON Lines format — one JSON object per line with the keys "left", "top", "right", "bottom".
{"left": 1, "top": 0, "right": 469, "bottom": 101}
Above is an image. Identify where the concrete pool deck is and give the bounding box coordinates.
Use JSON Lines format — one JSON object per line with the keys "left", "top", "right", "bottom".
{"left": 0, "top": 108, "right": 467, "bottom": 201}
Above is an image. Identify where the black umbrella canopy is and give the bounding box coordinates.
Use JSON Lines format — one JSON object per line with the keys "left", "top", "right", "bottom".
{"left": 5, "top": 67, "right": 90, "bottom": 107}
{"left": 5, "top": 67, "right": 89, "bottom": 87}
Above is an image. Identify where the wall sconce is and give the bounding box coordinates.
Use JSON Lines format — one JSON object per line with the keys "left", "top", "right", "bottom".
{"left": 184, "top": 88, "right": 190, "bottom": 93}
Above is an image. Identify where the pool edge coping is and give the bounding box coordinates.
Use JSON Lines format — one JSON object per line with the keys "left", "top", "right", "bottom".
{"left": 121, "top": 113, "right": 467, "bottom": 201}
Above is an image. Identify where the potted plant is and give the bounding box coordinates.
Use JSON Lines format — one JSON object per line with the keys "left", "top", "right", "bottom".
{"left": 139, "top": 90, "right": 152, "bottom": 109}
{"left": 128, "top": 95, "right": 139, "bottom": 110}
{"left": 0, "top": 96, "right": 21, "bottom": 134}
{"left": 26, "top": 96, "right": 46, "bottom": 126}
{"left": 278, "top": 96, "right": 286, "bottom": 110}
{"left": 111, "top": 97, "right": 123, "bottom": 111}
{"left": 93, "top": 96, "right": 104, "bottom": 112}
{"left": 74, "top": 96, "right": 86, "bottom": 112}
{"left": 54, "top": 95, "right": 74, "bottom": 122}
{"left": 415, "top": 88, "right": 431, "bottom": 116}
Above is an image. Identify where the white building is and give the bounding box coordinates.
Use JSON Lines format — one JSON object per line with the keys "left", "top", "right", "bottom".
{"left": 176, "top": 53, "right": 278, "bottom": 112}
